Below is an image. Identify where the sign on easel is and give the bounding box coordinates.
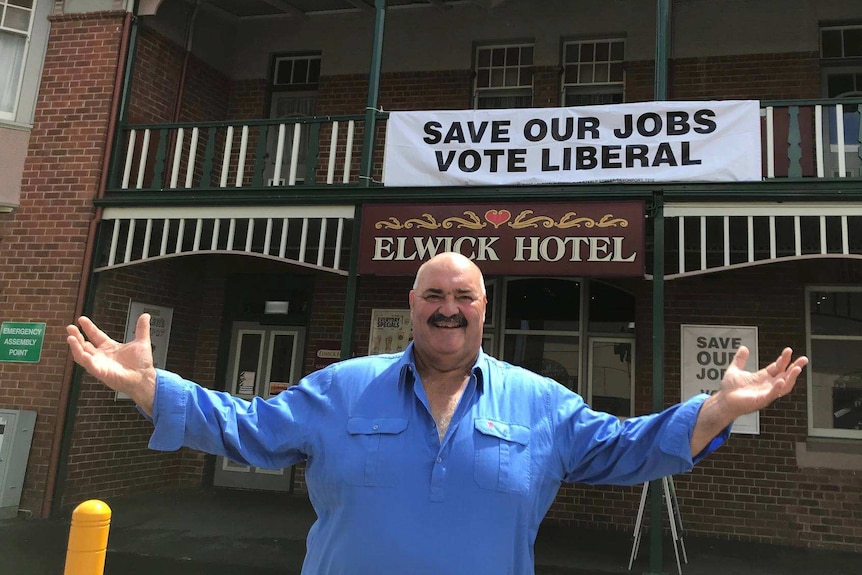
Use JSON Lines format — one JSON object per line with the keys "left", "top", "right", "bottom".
{"left": 680, "top": 324, "right": 759, "bottom": 435}
{"left": 116, "top": 302, "right": 174, "bottom": 401}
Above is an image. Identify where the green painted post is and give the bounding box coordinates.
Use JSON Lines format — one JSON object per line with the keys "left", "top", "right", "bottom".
{"left": 648, "top": 198, "right": 666, "bottom": 575}
{"left": 649, "top": 1, "right": 671, "bottom": 573}
{"left": 342, "top": 0, "right": 386, "bottom": 359}
{"left": 108, "top": 8, "right": 141, "bottom": 190}
{"left": 358, "top": 0, "right": 386, "bottom": 187}
{"left": 654, "top": 0, "right": 671, "bottom": 101}
{"left": 340, "top": 206, "right": 363, "bottom": 360}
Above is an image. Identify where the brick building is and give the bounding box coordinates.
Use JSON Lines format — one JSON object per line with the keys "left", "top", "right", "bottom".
{"left": 1, "top": 0, "right": 861, "bottom": 561}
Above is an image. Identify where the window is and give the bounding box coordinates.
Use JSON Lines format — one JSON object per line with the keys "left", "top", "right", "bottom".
{"left": 473, "top": 43, "right": 534, "bottom": 109}
{"left": 821, "top": 26, "right": 862, "bottom": 59}
{"left": 502, "top": 278, "right": 581, "bottom": 391}
{"left": 562, "top": 38, "right": 625, "bottom": 107}
{"left": 806, "top": 287, "right": 862, "bottom": 438}
{"left": 820, "top": 25, "right": 862, "bottom": 177}
{"left": 272, "top": 54, "right": 321, "bottom": 90}
{"left": 266, "top": 53, "right": 321, "bottom": 185}
{"left": 0, "top": 0, "right": 35, "bottom": 120}
{"left": 485, "top": 277, "right": 635, "bottom": 418}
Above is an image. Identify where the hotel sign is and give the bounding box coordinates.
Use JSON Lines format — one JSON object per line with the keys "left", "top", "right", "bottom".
{"left": 358, "top": 201, "right": 644, "bottom": 276}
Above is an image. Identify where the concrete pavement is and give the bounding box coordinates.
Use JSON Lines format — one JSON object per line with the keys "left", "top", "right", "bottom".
{"left": 1, "top": 487, "right": 859, "bottom": 574}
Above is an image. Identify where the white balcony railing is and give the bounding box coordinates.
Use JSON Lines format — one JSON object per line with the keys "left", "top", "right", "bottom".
{"left": 108, "top": 99, "right": 862, "bottom": 193}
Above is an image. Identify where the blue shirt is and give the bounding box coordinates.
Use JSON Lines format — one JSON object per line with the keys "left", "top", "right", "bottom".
{"left": 148, "top": 344, "right": 727, "bottom": 575}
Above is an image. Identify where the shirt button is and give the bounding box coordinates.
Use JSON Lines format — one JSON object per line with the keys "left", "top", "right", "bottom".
{"left": 437, "top": 457, "right": 443, "bottom": 463}
{"left": 372, "top": 424, "right": 379, "bottom": 430}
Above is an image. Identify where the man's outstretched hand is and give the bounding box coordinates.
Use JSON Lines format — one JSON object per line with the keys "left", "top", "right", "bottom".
{"left": 690, "top": 346, "right": 808, "bottom": 456}
{"left": 66, "top": 314, "right": 157, "bottom": 416}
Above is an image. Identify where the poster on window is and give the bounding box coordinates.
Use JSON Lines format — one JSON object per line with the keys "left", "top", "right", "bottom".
{"left": 680, "top": 324, "right": 759, "bottom": 435}
{"left": 117, "top": 301, "right": 174, "bottom": 401}
{"left": 369, "top": 309, "right": 413, "bottom": 355}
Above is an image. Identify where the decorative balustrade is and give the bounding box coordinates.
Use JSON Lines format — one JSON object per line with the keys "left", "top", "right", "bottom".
{"left": 761, "top": 98, "right": 862, "bottom": 179}
{"left": 106, "top": 99, "right": 862, "bottom": 194}
{"left": 109, "top": 114, "right": 378, "bottom": 192}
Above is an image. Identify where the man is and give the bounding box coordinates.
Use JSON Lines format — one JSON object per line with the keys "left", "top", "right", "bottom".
{"left": 66, "top": 252, "right": 807, "bottom": 575}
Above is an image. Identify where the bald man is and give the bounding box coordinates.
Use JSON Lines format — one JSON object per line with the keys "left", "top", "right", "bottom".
{"left": 67, "top": 252, "right": 807, "bottom": 575}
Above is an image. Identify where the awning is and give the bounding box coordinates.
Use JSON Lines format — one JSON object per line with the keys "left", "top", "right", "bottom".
{"left": 97, "top": 206, "right": 354, "bottom": 275}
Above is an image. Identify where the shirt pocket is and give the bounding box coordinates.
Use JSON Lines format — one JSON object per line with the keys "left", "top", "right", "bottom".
{"left": 345, "top": 417, "right": 409, "bottom": 487}
{"left": 473, "top": 418, "right": 531, "bottom": 494}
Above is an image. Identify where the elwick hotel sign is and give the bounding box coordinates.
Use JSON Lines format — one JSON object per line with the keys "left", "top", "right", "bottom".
{"left": 358, "top": 201, "right": 644, "bottom": 276}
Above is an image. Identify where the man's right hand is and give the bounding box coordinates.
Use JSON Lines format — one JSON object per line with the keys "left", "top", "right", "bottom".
{"left": 66, "top": 314, "right": 157, "bottom": 416}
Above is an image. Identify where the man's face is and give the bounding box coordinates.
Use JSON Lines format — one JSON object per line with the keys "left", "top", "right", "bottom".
{"left": 409, "top": 255, "right": 487, "bottom": 370}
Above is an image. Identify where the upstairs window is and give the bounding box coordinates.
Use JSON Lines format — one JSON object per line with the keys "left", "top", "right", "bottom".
{"left": 473, "top": 43, "right": 534, "bottom": 109}
{"left": 266, "top": 53, "right": 321, "bottom": 185}
{"left": 272, "top": 54, "right": 321, "bottom": 91}
{"left": 821, "top": 25, "right": 862, "bottom": 59}
{"left": 0, "top": 0, "right": 35, "bottom": 120}
{"left": 820, "top": 25, "right": 862, "bottom": 177}
{"left": 562, "top": 38, "right": 625, "bottom": 107}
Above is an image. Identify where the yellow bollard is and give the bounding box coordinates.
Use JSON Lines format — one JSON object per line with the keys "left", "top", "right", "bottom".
{"left": 63, "top": 499, "right": 112, "bottom": 575}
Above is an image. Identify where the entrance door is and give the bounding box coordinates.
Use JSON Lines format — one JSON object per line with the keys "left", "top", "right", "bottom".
{"left": 264, "top": 92, "right": 317, "bottom": 185}
{"left": 214, "top": 322, "right": 306, "bottom": 491}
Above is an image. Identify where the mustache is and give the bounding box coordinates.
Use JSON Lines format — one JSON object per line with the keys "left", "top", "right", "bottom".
{"left": 428, "top": 313, "right": 468, "bottom": 327}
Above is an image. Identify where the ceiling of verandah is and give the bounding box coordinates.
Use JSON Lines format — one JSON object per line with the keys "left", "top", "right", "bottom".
{"left": 139, "top": 0, "right": 512, "bottom": 19}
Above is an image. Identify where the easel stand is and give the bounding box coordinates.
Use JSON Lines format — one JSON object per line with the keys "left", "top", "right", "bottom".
{"left": 628, "top": 476, "right": 688, "bottom": 575}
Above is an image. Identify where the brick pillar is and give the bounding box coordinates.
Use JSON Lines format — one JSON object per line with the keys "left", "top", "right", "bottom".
{"left": 0, "top": 11, "right": 126, "bottom": 517}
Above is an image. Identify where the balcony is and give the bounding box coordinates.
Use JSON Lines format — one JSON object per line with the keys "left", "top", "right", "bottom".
{"left": 103, "top": 98, "right": 862, "bottom": 203}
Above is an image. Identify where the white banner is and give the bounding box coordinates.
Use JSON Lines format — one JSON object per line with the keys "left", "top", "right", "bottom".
{"left": 384, "top": 100, "right": 762, "bottom": 187}
{"left": 680, "top": 324, "right": 759, "bottom": 435}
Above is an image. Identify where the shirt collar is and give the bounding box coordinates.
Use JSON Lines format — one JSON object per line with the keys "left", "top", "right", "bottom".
{"left": 398, "top": 342, "right": 487, "bottom": 393}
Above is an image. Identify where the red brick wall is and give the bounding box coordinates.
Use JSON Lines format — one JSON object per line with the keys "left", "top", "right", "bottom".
{"left": 670, "top": 52, "right": 821, "bottom": 101}
{"left": 0, "top": 11, "right": 126, "bottom": 517}
{"left": 62, "top": 257, "right": 225, "bottom": 508}
{"left": 625, "top": 52, "right": 821, "bottom": 103}
{"left": 129, "top": 27, "right": 230, "bottom": 124}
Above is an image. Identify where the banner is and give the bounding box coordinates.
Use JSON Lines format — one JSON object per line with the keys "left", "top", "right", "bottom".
{"left": 384, "top": 100, "right": 761, "bottom": 187}
{"left": 680, "top": 324, "right": 759, "bottom": 435}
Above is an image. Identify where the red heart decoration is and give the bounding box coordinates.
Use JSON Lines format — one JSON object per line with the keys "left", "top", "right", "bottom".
{"left": 485, "top": 209, "right": 511, "bottom": 228}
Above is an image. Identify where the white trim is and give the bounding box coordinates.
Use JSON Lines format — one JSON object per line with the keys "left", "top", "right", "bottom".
{"left": 101, "top": 205, "right": 354, "bottom": 220}
{"left": 665, "top": 203, "right": 862, "bottom": 217}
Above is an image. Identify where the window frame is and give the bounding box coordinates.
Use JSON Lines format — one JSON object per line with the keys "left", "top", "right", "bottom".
{"left": 805, "top": 285, "right": 862, "bottom": 440}
{"left": 820, "top": 24, "right": 862, "bottom": 60}
{"left": 819, "top": 24, "right": 862, "bottom": 177}
{"left": 472, "top": 42, "right": 535, "bottom": 110}
{"left": 269, "top": 52, "right": 322, "bottom": 92}
{"left": 0, "top": 0, "right": 37, "bottom": 122}
{"left": 561, "top": 36, "right": 626, "bottom": 107}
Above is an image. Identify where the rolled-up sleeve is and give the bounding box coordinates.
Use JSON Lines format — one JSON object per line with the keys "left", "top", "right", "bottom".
{"left": 556, "top": 392, "right": 730, "bottom": 486}
{"left": 148, "top": 369, "right": 194, "bottom": 452}
{"left": 144, "top": 368, "right": 330, "bottom": 469}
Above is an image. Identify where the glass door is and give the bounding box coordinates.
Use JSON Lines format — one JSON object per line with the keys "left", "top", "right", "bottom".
{"left": 214, "top": 322, "right": 306, "bottom": 491}
{"left": 587, "top": 337, "right": 635, "bottom": 418}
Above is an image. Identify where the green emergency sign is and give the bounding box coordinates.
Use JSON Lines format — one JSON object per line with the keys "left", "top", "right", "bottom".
{"left": 0, "top": 322, "right": 47, "bottom": 363}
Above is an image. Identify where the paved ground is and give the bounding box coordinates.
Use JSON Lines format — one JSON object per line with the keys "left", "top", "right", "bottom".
{"left": 2, "top": 487, "right": 859, "bottom": 575}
